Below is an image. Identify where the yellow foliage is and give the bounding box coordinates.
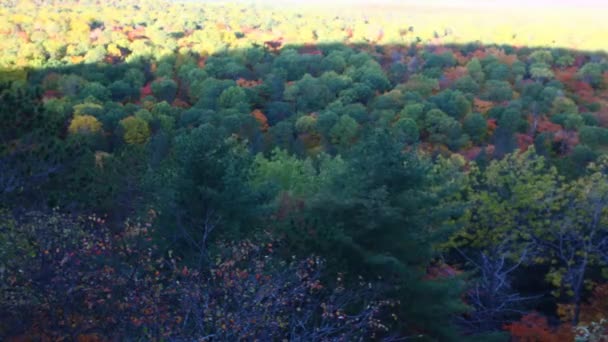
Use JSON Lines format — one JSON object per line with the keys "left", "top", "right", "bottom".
{"left": 120, "top": 116, "right": 150, "bottom": 145}
{"left": 107, "top": 44, "right": 122, "bottom": 57}
{"left": 68, "top": 115, "right": 102, "bottom": 135}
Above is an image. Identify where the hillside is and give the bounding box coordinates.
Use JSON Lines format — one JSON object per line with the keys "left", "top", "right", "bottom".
{"left": 2, "top": 1, "right": 608, "bottom": 341}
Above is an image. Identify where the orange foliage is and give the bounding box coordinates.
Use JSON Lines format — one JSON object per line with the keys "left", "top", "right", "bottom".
{"left": 555, "top": 67, "right": 578, "bottom": 84}
{"left": 474, "top": 98, "right": 494, "bottom": 114}
{"left": 536, "top": 117, "right": 562, "bottom": 134}
{"left": 16, "top": 30, "right": 29, "bottom": 43}
{"left": 70, "top": 55, "right": 85, "bottom": 64}
{"left": 471, "top": 48, "right": 488, "bottom": 60}
{"left": 172, "top": 98, "right": 190, "bottom": 108}
{"left": 573, "top": 81, "right": 596, "bottom": 103}
{"left": 453, "top": 51, "right": 469, "bottom": 65}
{"left": 490, "top": 48, "right": 518, "bottom": 66}
{"left": 236, "top": 78, "right": 262, "bottom": 87}
{"left": 126, "top": 26, "right": 146, "bottom": 41}
{"left": 251, "top": 109, "right": 269, "bottom": 132}
{"left": 504, "top": 313, "right": 575, "bottom": 342}
{"left": 443, "top": 66, "right": 468, "bottom": 83}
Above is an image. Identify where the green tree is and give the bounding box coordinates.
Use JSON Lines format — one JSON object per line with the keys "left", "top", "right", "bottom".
{"left": 467, "top": 58, "right": 485, "bottom": 83}
{"left": 151, "top": 78, "right": 178, "bottom": 103}
{"left": 392, "top": 117, "right": 420, "bottom": 144}
{"left": 463, "top": 112, "right": 487, "bottom": 143}
{"left": 484, "top": 80, "right": 513, "bottom": 102}
{"left": 218, "top": 86, "right": 249, "bottom": 111}
{"left": 424, "top": 108, "right": 469, "bottom": 150}
{"left": 578, "top": 62, "right": 604, "bottom": 88}
{"left": 329, "top": 115, "right": 359, "bottom": 147}
{"left": 429, "top": 89, "right": 471, "bottom": 120}
{"left": 294, "top": 129, "right": 466, "bottom": 339}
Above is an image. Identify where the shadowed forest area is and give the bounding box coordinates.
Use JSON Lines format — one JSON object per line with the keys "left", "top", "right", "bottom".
{"left": 2, "top": 1, "right": 608, "bottom": 341}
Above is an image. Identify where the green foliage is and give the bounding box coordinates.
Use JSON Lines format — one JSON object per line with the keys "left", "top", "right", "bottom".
{"left": 284, "top": 74, "right": 333, "bottom": 113}
{"left": 330, "top": 115, "right": 359, "bottom": 147}
{"left": 218, "top": 86, "right": 249, "bottom": 111}
{"left": 5, "top": 4, "right": 608, "bottom": 339}
{"left": 151, "top": 78, "right": 178, "bottom": 103}
{"left": 579, "top": 126, "right": 608, "bottom": 148}
{"left": 467, "top": 58, "right": 485, "bottom": 83}
{"left": 392, "top": 117, "right": 420, "bottom": 144}
{"left": 401, "top": 74, "right": 440, "bottom": 97}
{"left": 424, "top": 108, "right": 469, "bottom": 150}
{"left": 578, "top": 62, "right": 605, "bottom": 88}
{"left": 429, "top": 89, "right": 471, "bottom": 119}
{"left": 484, "top": 80, "right": 513, "bottom": 102}
{"left": 292, "top": 129, "right": 467, "bottom": 340}
{"left": 463, "top": 112, "right": 487, "bottom": 143}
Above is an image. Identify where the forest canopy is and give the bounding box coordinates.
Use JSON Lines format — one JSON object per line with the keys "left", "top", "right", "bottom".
{"left": 2, "top": 0, "right": 608, "bottom": 341}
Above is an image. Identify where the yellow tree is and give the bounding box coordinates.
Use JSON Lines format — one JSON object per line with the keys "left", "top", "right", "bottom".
{"left": 120, "top": 116, "right": 150, "bottom": 145}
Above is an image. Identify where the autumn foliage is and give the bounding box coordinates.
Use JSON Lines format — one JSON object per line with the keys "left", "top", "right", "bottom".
{"left": 504, "top": 313, "right": 575, "bottom": 342}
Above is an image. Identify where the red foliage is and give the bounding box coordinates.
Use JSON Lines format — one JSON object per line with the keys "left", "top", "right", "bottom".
{"left": 299, "top": 44, "right": 323, "bottom": 55}
{"left": 471, "top": 48, "right": 488, "bottom": 60}
{"left": 264, "top": 39, "right": 283, "bottom": 51}
{"left": 573, "top": 81, "right": 596, "bottom": 103}
{"left": 504, "top": 313, "right": 575, "bottom": 342}
{"left": 197, "top": 56, "right": 206, "bottom": 68}
{"left": 516, "top": 133, "right": 534, "bottom": 151}
{"left": 486, "top": 118, "right": 498, "bottom": 132}
{"left": 460, "top": 146, "right": 482, "bottom": 161}
{"left": 1, "top": 210, "right": 396, "bottom": 341}
{"left": 345, "top": 27, "right": 353, "bottom": 39}
{"left": 553, "top": 130, "right": 579, "bottom": 149}
{"left": 486, "top": 144, "right": 496, "bottom": 156}
{"left": 555, "top": 67, "right": 578, "bottom": 84}
{"left": 453, "top": 50, "right": 469, "bottom": 65}
{"left": 140, "top": 82, "right": 152, "bottom": 99}
{"left": 42, "top": 90, "right": 61, "bottom": 100}
{"left": 580, "top": 283, "right": 608, "bottom": 324}
{"left": 441, "top": 66, "right": 468, "bottom": 88}
{"left": 425, "top": 263, "right": 460, "bottom": 280}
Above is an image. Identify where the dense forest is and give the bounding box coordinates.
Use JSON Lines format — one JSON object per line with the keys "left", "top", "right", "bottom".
{"left": 2, "top": 0, "right": 608, "bottom": 341}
